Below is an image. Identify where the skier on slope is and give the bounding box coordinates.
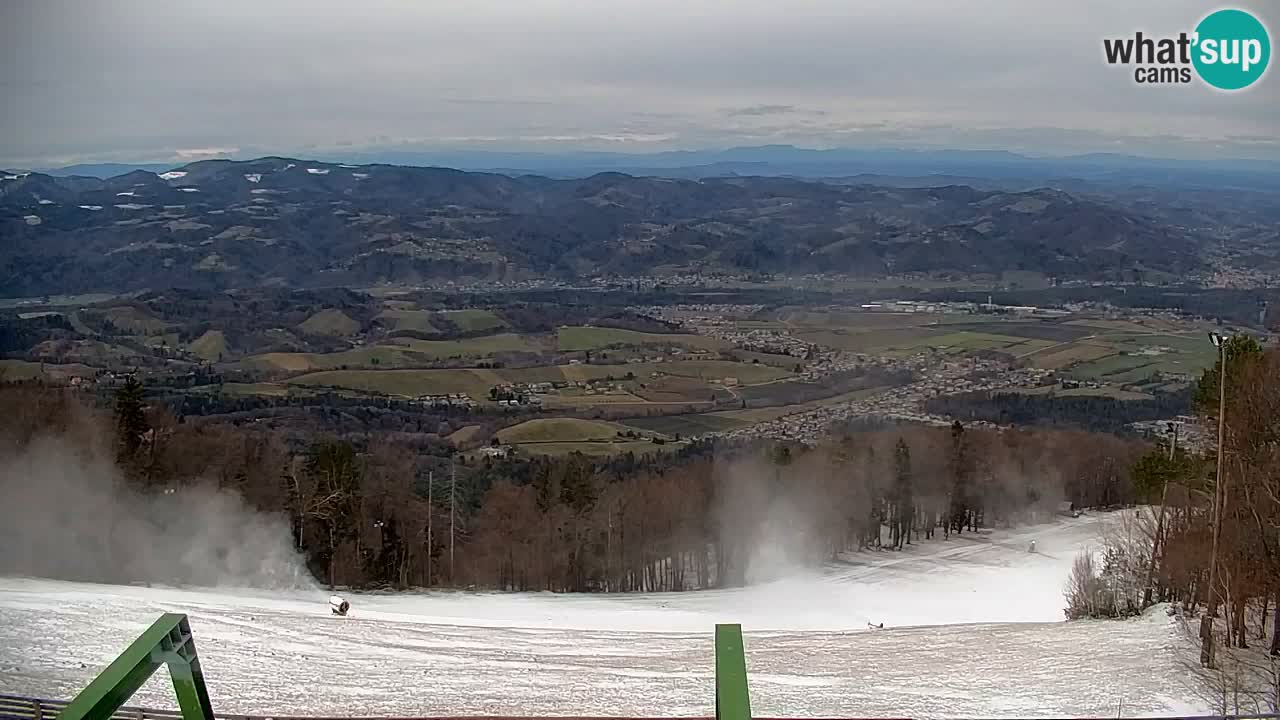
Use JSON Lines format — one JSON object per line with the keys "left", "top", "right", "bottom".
{"left": 1028, "top": 540, "right": 1036, "bottom": 553}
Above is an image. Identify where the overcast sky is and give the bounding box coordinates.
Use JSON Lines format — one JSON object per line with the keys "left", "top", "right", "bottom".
{"left": 2, "top": 0, "right": 1277, "bottom": 166}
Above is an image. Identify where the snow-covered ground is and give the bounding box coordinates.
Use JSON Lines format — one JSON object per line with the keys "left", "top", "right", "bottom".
{"left": 0, "top": 515, "right": 1208, "bottom": 718}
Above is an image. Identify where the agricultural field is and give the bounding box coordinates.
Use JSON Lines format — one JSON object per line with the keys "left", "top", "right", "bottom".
{"left": 508, "top": 439, "right": 684, "bottom": 457}
{"left": 297, "top": 308, "right": 361, "bottom": 337}
{"left": 496, "top": 418, "right": 644, "bottom": 444}
{"left": 245, "top": 346, "right": 421, "bottom": 372}
{"left": 390, "top": 333, "right": 541, "bottom": 358}
{"left": 447, "top": 424, "right": 484, "bottom": 446}
{"left": 556, "top": 326, "right": 727, "bottom": 352}
{"left": 1023, "top": 342, "right": 1114, "bottom": 369}
{"left": 0, "top": 359, "right": 97, "bottom": 381}
{"left": 494, "top": 418, "right": 682, "bottom": 456}
{"left": 793, "top": 327, "right": 946, "bottom": 353}
{"left": 287, "top": 368, "right": 499, "bottom": 398}
{"left": 619, "top": 413, "right": 748, "bottom": 436}
{"left": 244, "top": 334, "right": 542, "bottom": 371}
{"left": 188, "top": 330, "right": 228, "bottom": 362}
{"left": 283, "top": 359, "right": 788, "bottom": 402}
{"left": 375, "top": 309, "right": 439, "bottom": 334}
{"left": 894, "top": 330, "right": 1059, "bottom": 354}
{"left": 440, "top": 309, "right": 507, "bottom": 333}
{"left": 1061, "top": 333, "right": 1217, "bottom": 384}
{"left": 81, "top": 306, "right": 171, "bottom": 334}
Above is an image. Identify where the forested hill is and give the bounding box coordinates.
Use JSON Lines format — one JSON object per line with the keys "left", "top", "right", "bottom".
{"left": 1, "top": 158, "right": 1208, "bottom": 295}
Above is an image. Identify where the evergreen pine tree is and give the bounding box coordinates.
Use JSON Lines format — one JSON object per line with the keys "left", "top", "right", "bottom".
{"left": 114, "top": 375, "right": 149, "bottom": 460}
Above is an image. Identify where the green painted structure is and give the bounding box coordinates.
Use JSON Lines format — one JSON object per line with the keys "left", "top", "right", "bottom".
{"left": 58, "top": 613, "right": 214, "bottom": 720}
{"left": 715, "top": 624, "right": 752, "bottom": 720}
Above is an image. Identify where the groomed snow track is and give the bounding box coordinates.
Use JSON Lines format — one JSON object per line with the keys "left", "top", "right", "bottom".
{"left": 0, "top": 516, "right": 1236, "bottom": 717}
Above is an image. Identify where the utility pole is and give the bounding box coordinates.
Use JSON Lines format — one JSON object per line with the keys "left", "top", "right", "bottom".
{"left": 450, "top": 460, "right": 456, "bottom": 582}
{"left": 1200, "top": 333, "right": 1228, "bottom": 668}
{"left": 426, "top": 470, "right": 433, "bottom": 587}
{"left": 1144, "top": 421, "right": 1178, "bottom": 607}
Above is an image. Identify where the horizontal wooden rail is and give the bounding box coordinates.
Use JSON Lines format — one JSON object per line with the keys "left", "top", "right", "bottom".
{"left": 2, "top": 694, "right": 1278, "bottom": 720}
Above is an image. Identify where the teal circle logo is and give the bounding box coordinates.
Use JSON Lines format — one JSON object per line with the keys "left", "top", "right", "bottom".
{"left": 1192, "top": 9, "right": 1270, "bottom": 90}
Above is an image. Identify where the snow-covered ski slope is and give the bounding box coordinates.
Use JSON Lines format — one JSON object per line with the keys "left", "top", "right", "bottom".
{"left": 0, "top": 515, "right": 1208, "bottom": 718}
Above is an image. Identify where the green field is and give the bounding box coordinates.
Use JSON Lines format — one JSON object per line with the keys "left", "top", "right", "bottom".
{"left": 392, "top": 333, "right": 540, "bottom": 358}
{"left": 298, "top": 308, "right": 361, "bottom": 336}
{"left": 497, "top": 417, "right": 643, "bottom": 444}
{"left": 84, "top": 306, "right": 171, "bottom": 334}
{"left": 794, "top": 327, "right": 945, "bottom": 353}
{"left": 188, "top": 330, "right": 227, "bottom": 362}
{"left": 557, "top": 326, "right": 728, "bottom": 352}
{"left": 619, "top": 414, "right": 748, "bottom": 436}
{"left": 246, "top": 334, "right": 540, "bottom": 371}
{"left": 375, "top": 309, "right": 438, "bottom": 334}
{"left": 441, "top": 309, "right": 507, "bottom": 332}
{"left": 246, "top": 346, "right": 420, "bottom": 372}
{"left": 493, "top": 417, "right": 682, "bottom": 457}
{"left": 511, "top": 440, "right": 685, "bottom": 457}
{"left": 1067, "top": 353, "right": 1157, "bottom": 380}
{"left": 0, "top": 359, "right": 97, "bottom": 381}
{"left": 287, "top": 368, "right": 500, "bottom": 398}
{"left": 284, "top": 359, "right": 786, "bottom": 400}
{"left": 900, "top": 330, "right": 1057, "bottom": 353}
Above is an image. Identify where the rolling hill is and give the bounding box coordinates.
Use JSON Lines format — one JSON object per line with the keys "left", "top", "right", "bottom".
{"left": 1, "top": 157, "right": 1211, "bottom": 296}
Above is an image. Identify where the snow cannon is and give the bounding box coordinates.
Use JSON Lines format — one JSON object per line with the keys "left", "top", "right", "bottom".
{"left": 329, "top": 595, "right": 350, "bottom": 616}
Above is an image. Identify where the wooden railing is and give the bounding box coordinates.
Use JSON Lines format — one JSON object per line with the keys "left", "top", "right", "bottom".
{"left": 0, "top": 694, "right": 698, "bottom": 720}
{"left": 5, "top": 692, "right": 1278, "bottom": 720}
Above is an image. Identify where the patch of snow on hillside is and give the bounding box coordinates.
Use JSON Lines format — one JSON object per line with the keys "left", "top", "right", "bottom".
{"left": 23, "top": 215, "right": 41, "bottom": 225}
{"left": 179, "top": 187, "right": 200, "bottom": 193}
{"left": 78, "top": 205, "right": 102, "bottom": 211}
{"left": 159, "top": 171, "right": 188, "bottom": 180}
{"left": 114, "top": 203, "right": 151, "bottom": 210}
{"left": 352, "top": 172, "right": 369, "bottom": 179}
{"left": 116, "top": 191, "right": 135, "bottom": 197}
{"left": 306, "top": 168, "right": 330, "bottom": 175}
{"left": 37, "top": 199, "right": 54, "bottom": 205}
{"left": 244, "top": 174, "right": 261, "bottom": 183}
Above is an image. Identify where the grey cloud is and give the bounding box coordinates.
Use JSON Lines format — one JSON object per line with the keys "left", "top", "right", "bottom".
{"left": 726, "top": 105, "right": 798, "bottom": 117}
{"left": 1, "top": 0, "right": 1277, "bottom": 166}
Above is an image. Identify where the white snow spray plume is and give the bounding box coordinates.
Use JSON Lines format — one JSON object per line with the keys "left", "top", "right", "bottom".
{"left": 0, "top": 436, "right": 316, "bottom": 590}
{"left": 714, "top": 454, "right": 829, "bottom": 586}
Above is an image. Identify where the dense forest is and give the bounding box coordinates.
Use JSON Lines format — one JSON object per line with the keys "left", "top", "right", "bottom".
{"left": 926, "top": 387, "right": 1193, "bottom": 433}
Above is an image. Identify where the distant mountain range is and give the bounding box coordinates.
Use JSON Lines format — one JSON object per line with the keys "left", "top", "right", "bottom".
{"left": 0, "top": 156, "right": 1222, "bottom": 297}
{"left": 27, "top": 145, "right": 1280, "bottom": 190}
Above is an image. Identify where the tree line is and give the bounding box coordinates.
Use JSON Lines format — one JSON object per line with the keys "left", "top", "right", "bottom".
{"left": 1, "top": 375, "right": 1149, "bottom": 593}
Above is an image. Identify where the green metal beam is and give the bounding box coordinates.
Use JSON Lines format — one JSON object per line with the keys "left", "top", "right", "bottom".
{"left": 59, "top": 613, "right": 214, "bottom": 720}
{"left": 714, "top": 623, "right": 751, "bottom": 720}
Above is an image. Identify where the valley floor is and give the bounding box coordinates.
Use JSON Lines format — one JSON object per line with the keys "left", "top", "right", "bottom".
{"left": 0, "top": 515, "right": 1210, "bottom": 718}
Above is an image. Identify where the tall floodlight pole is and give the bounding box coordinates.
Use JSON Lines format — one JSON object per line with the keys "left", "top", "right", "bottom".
{"left": 1200, "top": 332, "right": 1228, "bottom": 668}
{"left": 450, "top": 460, "right": 456, "bottom": 581}
{"left": 426, "top": 470, "right": 433, "bottom": 587}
